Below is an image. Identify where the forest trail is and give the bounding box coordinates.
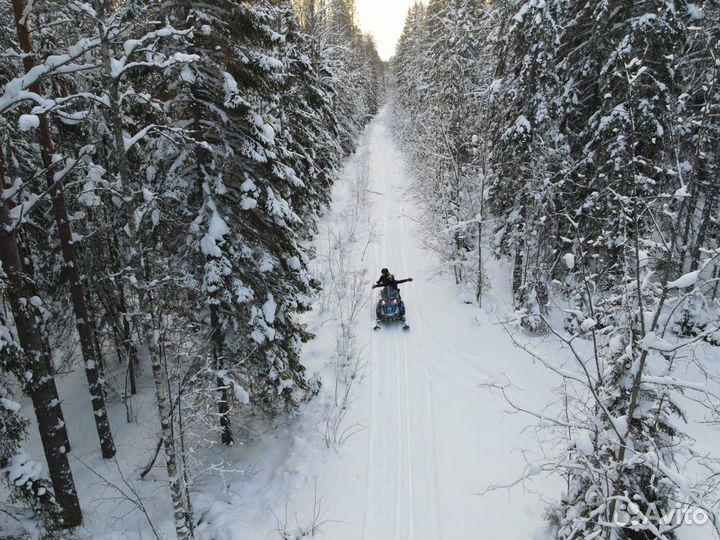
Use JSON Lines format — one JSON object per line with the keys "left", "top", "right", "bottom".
{"left": 170, "top": 103, "right": 559, "bottom": 540}
{"left": 331, "top": 105, "right": 556, "bottom": 540}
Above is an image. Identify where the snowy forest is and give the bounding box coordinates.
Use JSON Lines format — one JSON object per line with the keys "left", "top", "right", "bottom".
{"left": 2, "top": 0, "right": 720, "bottom": 539}
{"left": 393, "top": 0, "right": 720, "bottom": 539}
{"left": 1, "top": 0, "right": 383, "bottom": 537}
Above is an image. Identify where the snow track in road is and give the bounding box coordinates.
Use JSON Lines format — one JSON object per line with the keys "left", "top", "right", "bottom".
{"left": 362, "top": 113, "right": 440, "bottom": 540}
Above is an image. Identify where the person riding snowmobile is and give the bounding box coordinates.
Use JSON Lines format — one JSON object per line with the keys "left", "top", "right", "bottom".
{"left": 372, "top": 268, "right": 413, "bottom": 291}
{"left": 372, "top": 269, "right": 413, "bottom": 329}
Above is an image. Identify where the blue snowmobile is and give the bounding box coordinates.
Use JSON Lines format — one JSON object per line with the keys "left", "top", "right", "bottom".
{"left": 372, "top": 269, "right": 413, "bottom": 330}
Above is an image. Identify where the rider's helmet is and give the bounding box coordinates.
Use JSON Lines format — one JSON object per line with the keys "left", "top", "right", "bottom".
{"left": 381, "top": 268, "right": 389, "bottom": 275}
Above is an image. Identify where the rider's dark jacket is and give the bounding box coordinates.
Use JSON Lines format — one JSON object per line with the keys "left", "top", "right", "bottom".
{"left": 374, "top": 274, "right": 411, "bottom": 290}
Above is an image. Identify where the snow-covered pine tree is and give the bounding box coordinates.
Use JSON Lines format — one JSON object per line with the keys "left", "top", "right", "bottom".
{"left": 485, "top": 0, "right": 565, "bottom": 331}
{"left": 675, "top": 3, "right": 720, "bottom": 279}
{"left": 271, "top": 1, "right": 345, "bottom": 229}
{"left": 323, "top": 0, "right": 383, "bottom": 150}
{"left": 1, "top": 0, "right": 384, "bottom": 532}
{"left": 394, "top": 1, "right": 720, "bottom": 538}
{"left": 423, "top": 0, "right": 483, "bottom": 283}
{"left": 160, "top": 0, "right": 322, "bottom": 441}
{"left": 496, "top": 1, "right": 720, "bottom": 537}
{"left": 393, "top": 2, "right": 428, "bottom": 136}
{"left": 394, "top": 0, "right": 494, "bottom": 295}
{"left": 70, "top": 2, "right": 197, "bottom": 536}
{"left": 546, "top": 174, "right": 710, "bottom": 540}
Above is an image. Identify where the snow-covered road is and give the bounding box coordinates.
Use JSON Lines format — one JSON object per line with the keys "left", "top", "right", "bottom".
{"left": 286, "top": 105, "right": 560, "bottom": 540}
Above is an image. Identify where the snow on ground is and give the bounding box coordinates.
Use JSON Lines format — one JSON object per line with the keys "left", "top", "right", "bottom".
{"left": 4, "top": 356, "right": 179, "bottom": 539}
{"left": 8, "top": 104, "right": 719, "bottom": 540}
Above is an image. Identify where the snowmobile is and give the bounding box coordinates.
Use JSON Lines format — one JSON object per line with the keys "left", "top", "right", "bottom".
{"left": 373, "top": 286, "right": 409, "bottom": 330}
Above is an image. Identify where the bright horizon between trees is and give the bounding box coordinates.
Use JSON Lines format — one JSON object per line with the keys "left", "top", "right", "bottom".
{"left": 356, "top": 0, "right": 423, "bottom": 60}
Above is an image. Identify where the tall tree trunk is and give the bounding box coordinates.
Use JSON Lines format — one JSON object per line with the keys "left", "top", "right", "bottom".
{"left": 511, "top": 228, "right": 525, "bottom": 307}
{"left": 93, "top": 3, "right": 191, "bottom": 537}
{"left": 0, "top": 150, "right": 82, "bottom": 529}
{"left": 476, "top": 219, "right": 483, "bottom": 305}
{"left": 120, "top": 294, "right": 138, "bottom": 396}
{"left": 210, "top": 305, "right": 233, "bottom": 445}
{"left": 689, "top": 167, "right": 718, "bottom": 272}
{"left": 11, "top": 0, "right": 117, "bottom": 459}
{"left": 14, "top": 227, "right": 73, "bottom": 454}
{"left": 678, "top": 172, "right": 699, "bottom": 272}
{"left": 110, "top": 232, "right": 138, "bottom": 395}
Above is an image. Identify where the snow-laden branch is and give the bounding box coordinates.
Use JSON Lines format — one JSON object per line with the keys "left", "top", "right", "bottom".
{"left": 110, "top": 51, "right": 199, "bottom": 80}
{"left": 0, "top": 42, "right": 100, "bottom": 113}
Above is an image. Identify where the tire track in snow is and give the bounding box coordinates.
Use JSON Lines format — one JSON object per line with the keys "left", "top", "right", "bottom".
{"left": 391, "top": 334, "right": 412, "bottom": 539}
{"left": 363, "top": 111, "right": 447, "bottom": 539}
{"left": 364, "top": 128, "right": 404, "bottom": 539}
{"left": 398, "top": 200, "right": 441, "bottom": 539}
{"left": 385, "top": 152, "right": 414, "bottom": 540}
{"left": 382, "top": 137, "right": 407, "bottom": 540}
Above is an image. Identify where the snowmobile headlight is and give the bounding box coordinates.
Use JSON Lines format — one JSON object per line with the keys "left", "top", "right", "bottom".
{"left": 381, "top": 299, "right": 387, "bottom": 305}
{"left": 392, "top": 299, "right": 398, "bottom": 305}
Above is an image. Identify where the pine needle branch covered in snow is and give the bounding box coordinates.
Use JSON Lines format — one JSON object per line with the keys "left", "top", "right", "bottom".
{"left": 1, "top": 0, "right": 383, "bottom": 535}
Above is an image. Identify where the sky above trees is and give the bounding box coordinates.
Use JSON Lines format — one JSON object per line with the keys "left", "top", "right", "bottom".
{"left": 356, "top": 0, "right": 422, "bottom": 60}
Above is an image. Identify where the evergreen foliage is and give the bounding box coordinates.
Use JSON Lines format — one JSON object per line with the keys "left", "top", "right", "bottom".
{"left": 393, "top": 1, "right": 720, "bottom": 538}
{"left": 1, "top": 0, "right": 382, "bottom": 533}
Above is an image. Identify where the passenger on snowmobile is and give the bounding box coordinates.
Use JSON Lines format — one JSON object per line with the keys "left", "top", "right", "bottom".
{"left": 372, "top": 269, "right": 413, "bottom": 330}
{"left": 372, "top": 268, "right": 413, "bottom": 291}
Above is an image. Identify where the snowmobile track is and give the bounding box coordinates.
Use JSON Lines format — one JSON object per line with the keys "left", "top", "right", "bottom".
{"left": 362, "top": 115, "right": 440, "bottom": 539}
